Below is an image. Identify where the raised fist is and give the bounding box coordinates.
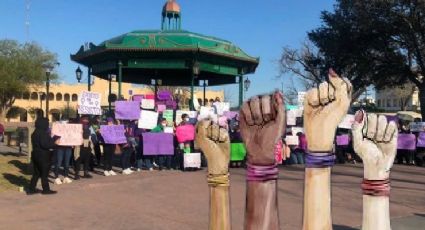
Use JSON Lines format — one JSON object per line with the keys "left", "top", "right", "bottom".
{"left": 196, "top": 120, "right": 230, "bottom": 175}
{"left": 304, "top": 69, "right": 352, "bottom": 152}
{"left": 352, "top": 111, "right": 398, "bottom": 180}
{"left": 239, "top": 92, "right": 285, "bottom": 165}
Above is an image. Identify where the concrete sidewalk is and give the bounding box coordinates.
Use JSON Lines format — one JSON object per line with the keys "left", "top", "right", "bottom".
{"left": 0, "top": 164, "right": 423, "bottom": 230}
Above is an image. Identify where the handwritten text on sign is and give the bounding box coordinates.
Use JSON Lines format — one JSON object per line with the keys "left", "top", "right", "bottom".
{"left": 51, "top": 123, "right": 83, "bottom": 146}
{"left": 138, "top": 110, "right": 159, "bottom": 129}
{"left": 410, "top": 122, "right": 425, "bottom": 132}
{"left": 100, "top": 125, "right": 127, "bottom": 144}
{"left": 78, "top": 91, "right": 102, "bottom": 115}
{"left": 115, "top": 101, "right": 141, "bottom": 120}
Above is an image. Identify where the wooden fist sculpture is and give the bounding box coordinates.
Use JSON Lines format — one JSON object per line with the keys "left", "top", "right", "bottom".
{"left": 196, "top": 120, "right": 231, "bottom": 230}
{"left": 352, "top": 111, "right": 398, "bottom": 230}
{"left": 239, "top": 92, "right": 285, "bottom": 230}
{"left": 302, "top": 69, "right": 352, "bottom": 230}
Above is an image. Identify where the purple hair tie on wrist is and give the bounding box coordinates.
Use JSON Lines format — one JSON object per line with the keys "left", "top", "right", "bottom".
{"left": 305, "top": 152, "right": 336, "bottom": 168}
{"left": 246, "top": 163, "right": 279, "bottom": 181}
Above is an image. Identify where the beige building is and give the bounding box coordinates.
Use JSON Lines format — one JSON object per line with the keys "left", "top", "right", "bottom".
{"left": 8, "top": 78, "right": 224, "bottom": 122}
{"left": 375, "top": 83, "right": 419, "bottom": 112}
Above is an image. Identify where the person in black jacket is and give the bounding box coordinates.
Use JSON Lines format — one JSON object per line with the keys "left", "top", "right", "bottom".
{"left": 28, "top": 118, "right": 60, "bottom": 195}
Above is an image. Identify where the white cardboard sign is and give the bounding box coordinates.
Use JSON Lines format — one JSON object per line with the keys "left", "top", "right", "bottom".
{"left": 184, "top": 153, "right": 201, "bottom": 168}
{"left": 141, "top": 99, "right": 155, "bottom": 109}
{"left": 78, "top": 91, "right": 102, "bottom": 115}
{"left": 285, "top": 135, "right": 299, "bottom": 146}
{"left": 286, "top": 110, "right": 296, "bottom": 126}
{"left": 138, "top": 110, "right": 159, "bottom": 129}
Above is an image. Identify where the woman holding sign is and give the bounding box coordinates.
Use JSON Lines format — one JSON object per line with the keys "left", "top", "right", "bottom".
{"left": 28, "top": 118, "right": 60, "bottom": 195}
{"left": 101, "top": 118, "right": 117, "bottom": 176}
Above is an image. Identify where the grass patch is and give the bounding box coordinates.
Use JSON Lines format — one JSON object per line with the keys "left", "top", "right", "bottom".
{"left": 0, "top": 153, "right": 31, "bottom": 192}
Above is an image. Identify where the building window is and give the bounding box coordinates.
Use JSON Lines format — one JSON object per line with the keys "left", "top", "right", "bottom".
{"left": 48, "top": 93, "right": 54, "bottom": 101}
{"left": 22, "top": 92, "right": 30, "bottom": 100}
{"left": 40, "top": 93, "right": 46, "bottom": 101}
{"left": 71, "top": 94, "right": 78, "bottom": 102}
{"left": 393, "top": 99, "right": 397, "bottom": 107}
{"left": 30, "top": 92, "right": 38, "bottom": 100}
{"left": 56, "top": 93, "right": 62, "bottom": 101}
{"left": 377, "top": 99, "right": 381, "bottom": 107}
{"left": 386, "top": 99, "right": 391, "bottom": 107}
{"left": 64, "top": 93, "right": 70, "bottom": 101}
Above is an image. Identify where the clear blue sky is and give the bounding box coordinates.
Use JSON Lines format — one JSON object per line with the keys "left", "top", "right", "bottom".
{"left": 0, "top": 0, "right": 335, "bottom": 105}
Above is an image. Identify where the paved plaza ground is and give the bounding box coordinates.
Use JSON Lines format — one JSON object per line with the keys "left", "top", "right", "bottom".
{"left": 0, "top": 145, "right": 424, "bottom": 230}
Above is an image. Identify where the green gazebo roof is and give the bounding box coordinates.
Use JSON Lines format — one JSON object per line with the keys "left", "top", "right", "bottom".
{"left": 71, "top": 4, "right": 258, "bottom": 87}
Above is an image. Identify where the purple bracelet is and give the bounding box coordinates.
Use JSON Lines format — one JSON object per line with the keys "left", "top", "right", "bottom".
{"left": 305, "top": 152, "right": 336, "bottom": 168}
{"left": 246, "top": 163, "right": 279, "bottom": 181}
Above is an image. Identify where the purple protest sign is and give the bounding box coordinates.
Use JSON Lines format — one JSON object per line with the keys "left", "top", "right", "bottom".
{"left": 142, "top": 133, "right": 174, "bottom": 155}
{"left": 157, "top": 90, "right": 172, "bottom": 101}
{"left": 336, "top": 135, "right": 350, "bottom": 146}
{"left": 385, "top": 115, "right": 398, "bottom": 123}
{"left": 417, "top": 132, "right": 425, "bottom": 147}
{"left": 397, "top": 133, "right": 416, "bottom": 150}
{"left": 100, "top": 125, "right": 127, "bottom": 144}
{"left": 132, "top": 95, "right": 145, "bottom": 102}
{"left": 223, "top": 111, "right": 238, "bottom": 120}
{"left": 115, "top": 101, "right": 141, "bottom": 120}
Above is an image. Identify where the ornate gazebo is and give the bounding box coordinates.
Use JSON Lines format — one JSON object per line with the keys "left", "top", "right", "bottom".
{"left": 71, "top": 0, "right": 259, "bottom": 108}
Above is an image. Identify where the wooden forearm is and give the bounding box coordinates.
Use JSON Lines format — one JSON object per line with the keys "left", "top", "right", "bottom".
{"left": 209, "top": 186, "right": 231, "bottom": 230}
{"left": 362, "top": 195, "right": 390, "bottom": 230}
{"left": 302, "top": 168, "right": 332, "bottom": 230}
{"left": 245, "top": 180, "right": 279, "bottom": 230}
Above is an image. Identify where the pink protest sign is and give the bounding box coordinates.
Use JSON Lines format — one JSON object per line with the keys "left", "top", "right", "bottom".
{"left": 397, "top": 133, "right": 416, "bottom": 150}
{"left": 145, "top": 94, "right": 155, "bottom": 100}
{"left": 51, "top": 123, "right": 83, "bottom": 146}
{"left": 336, "top": 135, "right": 350, "bottom": 146}
{"left": 176, "top": 124, "right": 195, "bottom": 143}
{"left": 157, "top": 104, "right": 166, "bottom": 113}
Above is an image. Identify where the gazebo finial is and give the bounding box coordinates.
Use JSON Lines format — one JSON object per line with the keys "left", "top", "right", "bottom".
{"left": 162, "top": 0, "right": 181, "bottom": 30}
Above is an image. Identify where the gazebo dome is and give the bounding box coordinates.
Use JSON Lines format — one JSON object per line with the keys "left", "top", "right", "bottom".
{"left": 162, "top": 0, "right": 180, "bottom": 14}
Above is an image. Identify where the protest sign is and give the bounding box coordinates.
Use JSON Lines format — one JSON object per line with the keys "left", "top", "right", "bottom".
{"left": 138, "top": 110, "right": 159, "bottom": 129}
{"left": 157, "top": 104, "right": 166, "bottom": 113}
{"left": 230, "top": 143, "right": 246, "bottom": 161}
{"left": 336, "top": 134, "right": 350, "bottom": 146}
{"left": 410, "top": 122, "right": 425, "bottom": 132}
{"left": 132, "top": 95, "right": 144, "bottom": 102}
{"left": 417, "top": 132, "right": 425, "bottom": 147}
{"left": 295, "top": 108, "right": 303, "bottom": 117}
{"left": 214, "top": 102, "right": 230, "bottom": 116}
{"left": 142, "top": 133, "right": 174, "bottom": 155}
{"left": 285, "top": 135, "right": 299, "bottom": 146}
{"left": 78, "top": 91, "right": 101, "bottom": 115}
{"left": 51, "top": 123, "right": 83, "bottom": 146}
{"left": 164, "top": 127, "right": 174, "bottom": 134}
{"left": 115, "top": 101, "right": 141, "bottom": 120}
{"left": 397, "top": 133, "right": 416, "bottom": 150}
{"left": 286, "top": 110, "right": 296, "bottom": 126}
{"left": 141, "top": 99, "right": 155, "bottom": 109}
{"left": 157, "top": 91, "right": 172, "bottom": 101}
{"left": 199, "top": 106, "right": 218, "bottom": 122}
{"left": 176, "top": 125, "right": 195, "bottom": 143}
{"left": 163, "top": 110, "right": 174, "bottom": 126}
{"left": 145, "top": 94, "right": 155, "bottom": 100}
{"left": 291, "top": 127, "right": 304, "bottom": 135}
{"left": 184, "top": 153, "right": 201, "bottom": 168}
{"left": 223, "top": 111, "right": 238, "bottom": 120}
{"left": 338, "top": 114, "right": 355, "bottom": 129}
{"left": 100, "top": 125, "right": 127, "bottom": 144}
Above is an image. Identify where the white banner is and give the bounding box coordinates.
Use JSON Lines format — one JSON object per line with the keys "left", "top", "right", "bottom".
{"left": 338, "top": 114, "right": 355, "bottom": 129}
{"left": 51, "top": 123, "right": 83, "bottom": 146}
{"left": 141, "top": 99, "right": 155, "bottom": 109}
{"left": 164, "top": 127, "right": 174, "bottom": 134}
{"left": 138, "top": 110, "right": 159, "bottom": 129}
{"left": 78, "top": 91, "right": 102, "bottom": 115}
{"left": 184, "top": 153, "right": 201, "bottom": 168}
{"left": 285, "top": 135, "right": 299, "bottom": 146}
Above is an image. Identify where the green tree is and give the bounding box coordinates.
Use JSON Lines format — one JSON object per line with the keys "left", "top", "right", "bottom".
{"left": 280, "top": 0, "right": 425, "bottom": 119}
{"left": 0, "top": 40, "right": 58, "bottom": 121}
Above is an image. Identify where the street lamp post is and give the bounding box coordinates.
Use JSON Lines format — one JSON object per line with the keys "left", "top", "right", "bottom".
{"left": 191, "top": 61, "right": 200, "bottom": 110}
{"left": 244, "top": 77, "right": 251, "bottom": 92}
{"left": 75, "top": 66, "right": 83, "bottom": 82}
{"left": 43, "top": 62, "right": 59, "bottom": 119}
